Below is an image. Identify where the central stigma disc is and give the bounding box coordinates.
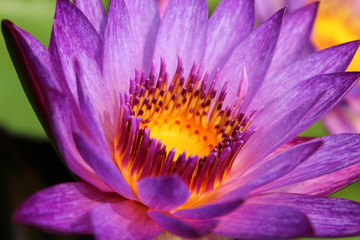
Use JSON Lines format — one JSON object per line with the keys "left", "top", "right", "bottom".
{"left": 142, "top": 116, "right": 218, "bottom": 158}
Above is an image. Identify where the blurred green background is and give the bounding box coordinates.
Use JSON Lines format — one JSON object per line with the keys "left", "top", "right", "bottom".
{"left": 0, "top": 0, "right": 359, "bottom": 239}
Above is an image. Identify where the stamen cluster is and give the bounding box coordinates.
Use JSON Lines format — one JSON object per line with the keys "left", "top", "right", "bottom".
{"left": 114, "top": 58, "right": 255, "bottom": 197}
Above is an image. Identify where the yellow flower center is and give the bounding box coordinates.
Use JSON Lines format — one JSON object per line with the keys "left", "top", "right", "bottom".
{"left": 114, "top": 59, "right": 254, "bottom": 204}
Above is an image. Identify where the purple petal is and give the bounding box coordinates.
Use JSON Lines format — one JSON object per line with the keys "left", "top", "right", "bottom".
{"left": 268, "top": 2, "right": 318, "bottom": 75}
{"left": 219, "top": 139, "right": 321, "bottom": 201}
{"left": 73, "top": 131, "right": 137, "bottom": 200}
{"left": 218, "top": 8, "right": 283, "bottom": 106}
{"left": 255, "top": 133, "right": 360, "bottom": 193}
{"left": 204, "top": 0, "right": 254, "bottom": 77}
{"left": 275, "top": 161, "right": 360, "bottom": 196}
{"left": 292, "top": 73, "right": 360, "bottom": 135}
{"left": 124, "top": 0, "right": 160, "bottom": 72}
{"left": 214, "top": 203, "right": 312, "bottom": 239}
{"left": 270, "top": 136, "right": 314, "bottom": 156}
{"left": 53, "top": 0, "right": 103, "bottom": 66}
{"left": 249, "top": 193, "right": 360, "bottom": 237}
{"left": 148, "top": 210, "right": 218, "bottom": 238}
{"left": 236, "top": 72, "right": 360, "bottom": 173}
{"left": 13, "top": 182, "right": 121, "bottom": 234}
{"left": 103, "top": 0, "right": 138, "bottom": 94}
{"left": 46, "top": 89, "right": 112, "bottom": 192}
{"left": 91, "top": 201, "right": 163, "bottom": 240}
{"left": 73, "top": 0, "right": 106, "bottom": 36}
{"left": 74, "top": 64, "right": 110, "bottom": 153}
{"left": 152, "top": 0, "right": 208, "bottom": 78}
{"left": 173, "top": 191, "right": 247, "bottom": 219}
{"left": 231, "top": 89, "right": 322, "bottom": 173}
{"left": 137, "top": 176, "right": 190, "bottom": 211}
{"left": 1, "top": 20, "right": 59, "bottom": 137}
{"left": 49, "top": 21, "right": 115, "bottom": 128}
{"left": 251, "top": 41, "right": 360, "bottom": 109}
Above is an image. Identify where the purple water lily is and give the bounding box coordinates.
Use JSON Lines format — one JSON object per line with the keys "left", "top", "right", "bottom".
{"left": 3, "top": 0, "right": 360, "bottom": 239}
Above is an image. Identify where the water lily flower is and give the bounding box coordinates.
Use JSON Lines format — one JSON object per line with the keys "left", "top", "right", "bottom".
{"left": 256, "top": 0, "right": 360, "bottom": 134}
{"left": 3, "top": 0, "right": 360, "bottom": 239}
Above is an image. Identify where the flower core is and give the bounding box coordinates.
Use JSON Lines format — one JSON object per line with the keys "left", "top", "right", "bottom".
{"left": 114, "top": 58, "right": 255, "bottom": 199}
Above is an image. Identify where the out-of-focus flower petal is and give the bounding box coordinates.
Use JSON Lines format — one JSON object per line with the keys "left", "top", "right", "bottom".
{"left": 148, "top": 210, "right": 218, "bottom": 238}
{"left": 137, "top": 176, "right": 190, "bottom": 211}
{"left": 213, "top": 203, "right": 313, "bottom": 240}
{"left": 73, "top": 130, "right": 137, "bottom": 200}
{"left": 125, "top": 0, "right": 160, "bottom": 73}
{"left": 269, "top": 2, "right": 318, "bottom": 75}
{"left": 73, "top": 0, "right": 106, "bottom": 37}
{"left": 218, "top": 8, "right": 283, "bottom": 106}
{"left": 249, "top": 193, "right": 360, "bottom": 237}
{"left": 13, "top": 182, "right": 121, "bottom": 234}
{"left": 152, "top": 0, "right": 208, "bottom": 78}
{"left": 91, "top": 201, "right": 163, "bottom": 240}
{"left": 204, "top": 0, "right": 254, "bottom": 78}
{"left": 323, "top": 106, "right": 360, "bottom": 133}
{"left": 103, "top": 0, "right": 139, "bottom": 95}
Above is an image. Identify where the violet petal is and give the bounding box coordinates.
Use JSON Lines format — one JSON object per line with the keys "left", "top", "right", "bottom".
{"left": 274, "top": 162, "right": 360, "bottom": 196}
{"left": 218, "top": 8, "right": 283, "bottom": 107}
{"left": 124, "top": 0, "right": 161, "bottom": 72}
{"left": 251, "top": 41, "right": 360, "bottom": 109}
{"left": 91, "top": 201, "right": 163, "bottom": 240}
{"left": 148, "top": 210, "right": 218, "bottom": 238}
{"left": 204, "top": 0, "right": 254, "bottom": 78}
{"left": 219, "top": 139, "right": 321, "bottom": 201}
{"left": 46, "top": 89, "right": 112, "bottom": 192}
{"left": 13, "top": 182, "right": 121, "bottom": 234}
{"left": 268, "top": 2, "right": 318, "bottom": 75}
{"left": 73, "top": 131, "right": 137, "bottom": 200}
{"left": 152, "top": 0, "right": 208, "bottom": 78}
{"left": 1, "top": 20, "right": 58, "bottom": 138}
{"left": 103, "top": 0, "right": 139, "bottom": 94}
{"left": 53, "top": 0, "right": 103, "bottom": 66}
{"left": 249, "top": 193, "right": 360, "bottom": 237}
{"left": 137, "top": 176, "right": 190, "bottom": 211}
{"left": 213, "top": 203, "right": 313, "bottom": 239}
{"left": 73, "top": 0, "right": 106, "bottom": 37}
{"left": 255, "top": 133, "right": 360, "bottom": 193}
